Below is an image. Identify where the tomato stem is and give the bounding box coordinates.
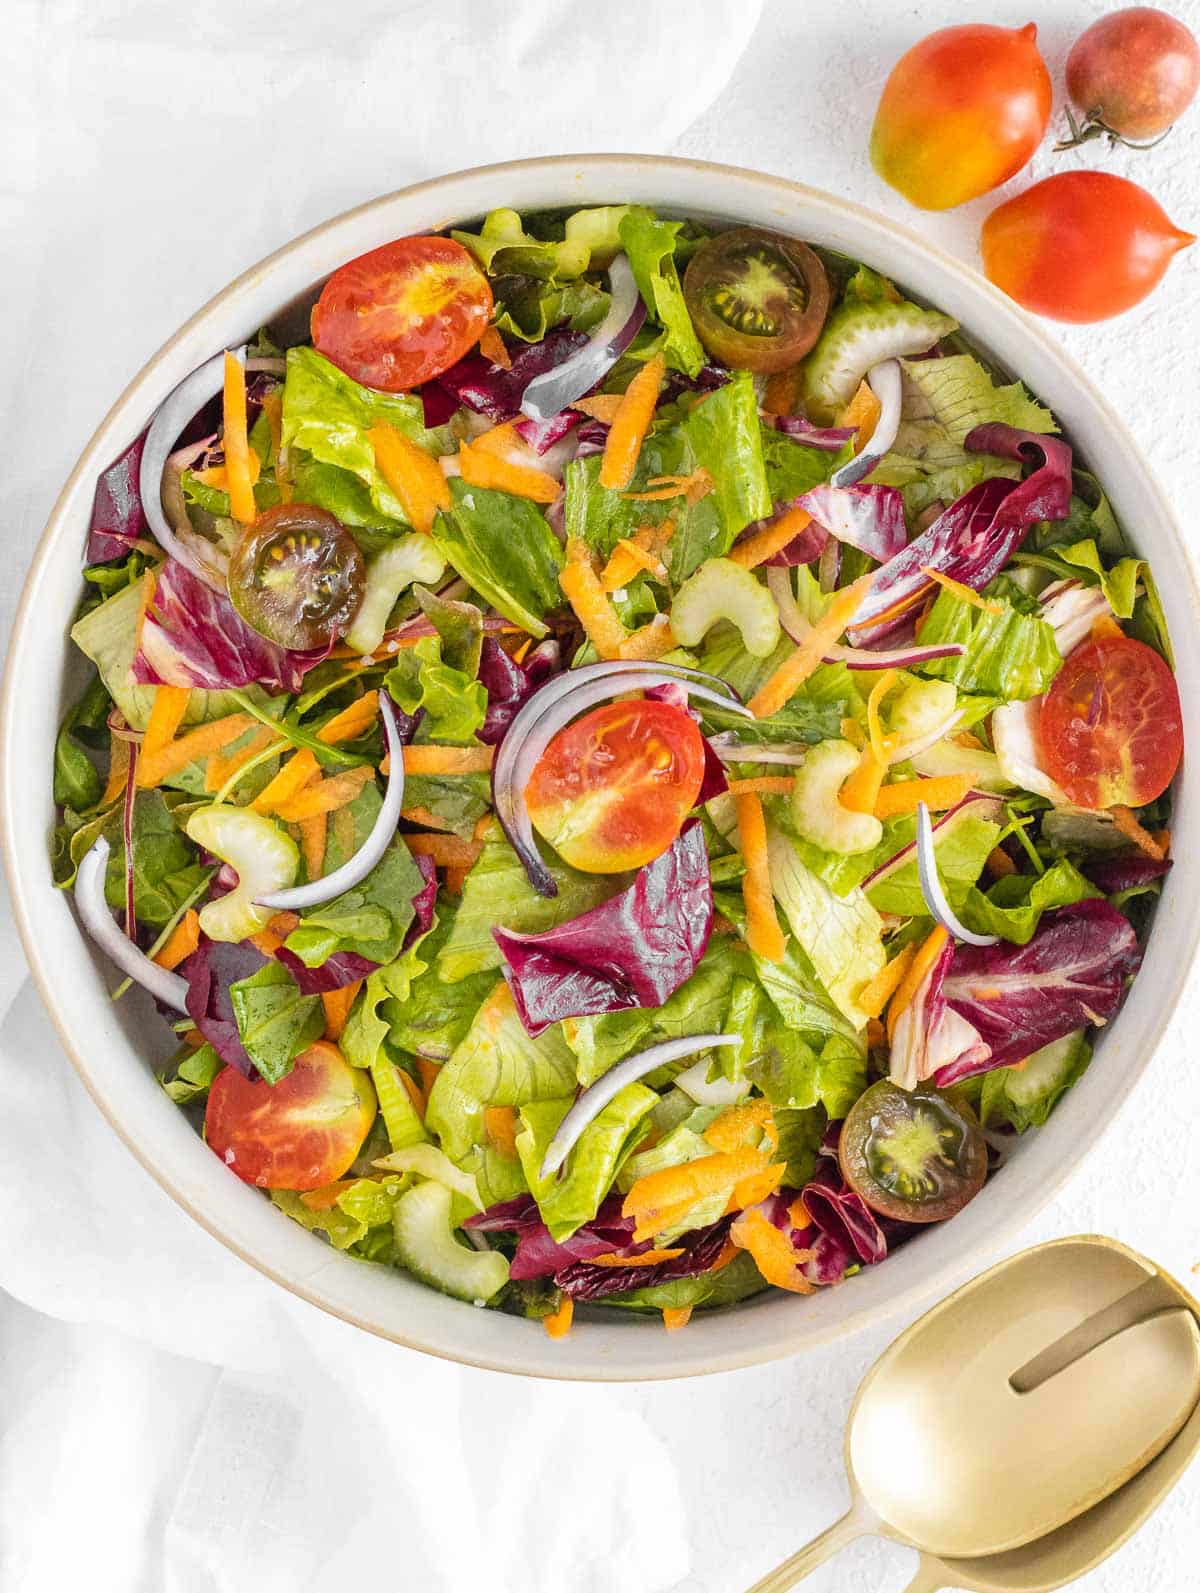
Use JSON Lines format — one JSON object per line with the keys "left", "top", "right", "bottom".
{"left": 1054, "top": 105, "right": 1173, "bottom": 152}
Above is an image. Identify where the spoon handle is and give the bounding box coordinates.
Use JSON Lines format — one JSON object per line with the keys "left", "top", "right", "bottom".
{"left": 899, "top": 1556, "right": 951, "bottom": 1593}
{"left": 743, "top": 1509, "right": 867, "bottom": 1592}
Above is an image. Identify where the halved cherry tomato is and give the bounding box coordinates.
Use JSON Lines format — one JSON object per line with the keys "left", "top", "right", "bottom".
{"left": 526, "top": 699, "right": 705, "bottom": 872}
{"left": 1064, "top": 7, "right": 1200, "bottom": 146}
{"left": 682, "top": 228, "right": 830, "bottom": 372}
{"left": 1038, "top": 635, "right": 1182, "bottom": 810}
{"left": 870, "top": 23, "right": 1051, "bottom": 211}
{"left": 228, "top": 503, "right": 365, "bottom": 650}
{"left": 839, "top": 1080, "right": 987, "bottom": 1224}
{"left": 982, "top": 172, "right": 1194, "bottom": 323}
{"left": 205, "top": 1041, "right": 376, "bottom": 1191}
{"left": 311, "top": 236, "right": 493, "bottom": 392}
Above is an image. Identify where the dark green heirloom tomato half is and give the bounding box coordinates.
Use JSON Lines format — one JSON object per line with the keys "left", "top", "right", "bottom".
{"left": 839, "top": 1079, "right": 988, "bottom": 1224}
{"left": 228, "top": 503, "right": 366, "bottom": 651}
{"left": 682, "top": 226, "right": 830, "bottom": 373}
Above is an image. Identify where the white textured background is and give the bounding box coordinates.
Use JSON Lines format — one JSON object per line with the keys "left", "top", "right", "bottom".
{"left": 3, "top": 3, "right": 1200, "bottom": 1590}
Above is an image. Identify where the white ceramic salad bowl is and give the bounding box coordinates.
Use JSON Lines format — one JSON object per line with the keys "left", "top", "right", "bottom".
{"left": 3, "top": 154, "right": 1197, "bottom": 1381}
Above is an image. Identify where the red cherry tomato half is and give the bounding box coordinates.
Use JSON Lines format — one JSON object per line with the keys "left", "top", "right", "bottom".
{"left": 526, "top": 699, "right": 706, "bottom": 873}
{"left": 1066, "top": 7, "right": 1200, "bottom": 144}
{"left": 982, "top": 171, "right": 1195, "bottom": 323}
{"left": 1038, "top": 635, "right": 1182, "bottom": 810}
{"left": 870, "top": 23, "right": 1052, "bottom": 211}
{"left": 205, "top": 1041, "right": 377, "bottom": 1191}
{"left": 311, "top": 236, "right": 493, "bottom": 392}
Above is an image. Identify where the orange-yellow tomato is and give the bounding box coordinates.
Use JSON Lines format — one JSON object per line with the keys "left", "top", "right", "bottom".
{"left": 526, "top": 699, "right": 705, "bottom": 873}
{"left": 982, "top": 171, "right": 1195, "bottom": 322}
{"left": 870, "top": 23, "right": 1051, "bottom": 211}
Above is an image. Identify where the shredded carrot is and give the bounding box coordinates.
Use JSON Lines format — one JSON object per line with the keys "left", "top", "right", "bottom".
{"left": 251, "top": 748, "right": 320, "bottom": 814}
{"left": 274, "top": 765, "right": 375, "bottom": 821}
{"left": 837, "top": 381, "right": 883, "bottom": 452}
{"left": 195, "top": 451, "right": 263, "bottom": 493}
{"left": 458, "top": 437, "right": 560, "bottom": 503}
{"left": 856, "top": 944, "right": 917, "bottom": 1019}
{"left": 180, "top": 1028, "right": 205, "bottom": 1050}
{"left": 866, "top": 1017, "right": 886, "bottom": 1049}
{"left": 317, "top": 691, "right": 379, "bottom": 744}
{"left": 840, "top": 746, "right": 888, "bottom": 816}
{"left": 762, "top": 366, "right": 803, "bottom": 417}
{"left": 142, "top": 687, "right": 190, "bottom": 761}
{"left": 297, "top": 813, "right": 326, "bottom": 881}
{"left": 840, "top": 716, "right": 866, "bottom": 750}
{"left": 477, "top": 325, "right": 511, "bottom": 368}
{"left": 724, "top": 776, "right": 796, "bottom": 798}
{"left": 560, "top": 540, "right": 628, "bottom": 660}
{"left": 622, "top": 467, "right": 713, "bottom": 505}
{"left": 204, "top": 726, "right": 277, "bottom": 793}
{"left": 1109, "top": 805, "right": 1166, "bottom": 860}
{"left": 366, "top": 422, "right": 451, "bottom": 534}
{"left": 662, "top": 1306, "right": 693, "bottom": 1331}
{"left": 260, "top": 388, "right": 283, "bottom": 463}
{"left": 953, "top": 730, "right": 986, "bottom": 750}
{"left": 730, "top": 1207, "right": 815, "bottom": 1293}
{"left": 267, "top": 911, "right": 301, "bottom": 937}
{"left": 865, "top": 670, "right": 899, "bottom": 764}
{"left": 543, "top": 1296, "right": 574, "bottom": 1340}
{"left": 704, "top": 1099, "right": 776, "bottom": 1153}
{"left": 623, "top": 1146, "right": 773, "bottom": 1243}
{"left": 321, "top": 982, "right": 362, "bottom": 1042}
{"left": 404, "top": 833, "right": 484, "bottom": 868}
{"left": 154, "top": 909, "right": 200, "bottom": 971}
{"left": 401, "top": 743, "right": 495, "bottom": 776}
{"left": 136, "top": 713, "right": 255, "bottom": 788}
{"left": 399, "top": 1069, "right": 426, "bottom": 1118}
{"left": 728, "top": 505, "right": 813, "bottom": 570}
{"left": 735, "top": 791, "right": 786, "bottom": 963}
{"left": 443, "top": 864, "right": 470, "bottom": 895}
{"left": 921, "top": 568, "right": 1004, "bottom": 615}
{"left": 573, "top": 393, "right": 623, "bottom": 423}
{"left": 600, "top": 354, "right": 665, "bottom": 490}
{"left": 711, "top": 1239, "right": 740, "bottom": 1273}
{"left": 416, "top": 1058, "right": 441, "bottom": 1101}
{"left": 246, "top": 919, "right": 290, "bottom": 958}
{"left": 102, "top": 734, "right": 132, "bottom": 807}
{"left": 222, "top": 351, "right": 257, "bottom": 524}
{"left": 748, "top": 572, "right": 874, "bottom": 720}
{"left": 601, "top": 536, "right": 667, "bottom": 588}
{"left": 727, "top": 1163, "right": 787, "bottom": 1213}
{"left": 484, "top": 1105, "right": 520, "bottom": 1159}
{"left": 1091, "top": 612, "right": 1125, "bottom": 643}
{"left": 299, "top": 1181, "right": 358, "bottom": 1212}
{"left": 789, "top": 1195, "right": 812, "bottom": 1231}
{"left": 874, "top": 774, "right": 973, "bottom": 819}
{"left": 589, "top": 1248, "right": 686, "bottom": 1268}
{"left": 1153, "top": 829, "right": 1172, "bottom": 856}
{"left": 986, "top": 845, "right": 1017, "bottom": 879}
{"left": 617, "top": 617, "right": 678, "bottom": 661}
{"left": 887, "top": 925, "right": 950, "bottom": 1041}
{"left": 398, "top": 805, "right": 457, "bottom": 832}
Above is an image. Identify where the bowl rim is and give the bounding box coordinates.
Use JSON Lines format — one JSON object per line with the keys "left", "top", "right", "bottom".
{"left": 4, "top": 152, "right": 1198, "bottom": 1381}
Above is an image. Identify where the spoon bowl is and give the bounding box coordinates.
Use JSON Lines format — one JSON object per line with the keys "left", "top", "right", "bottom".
{"left": 748, "top": 1236, "right": 1200, "bottom": 1592}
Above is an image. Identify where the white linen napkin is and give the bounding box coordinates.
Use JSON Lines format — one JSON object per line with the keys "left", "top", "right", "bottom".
{"left": 1, "top": 2, "right": 761, "bottom": 1589}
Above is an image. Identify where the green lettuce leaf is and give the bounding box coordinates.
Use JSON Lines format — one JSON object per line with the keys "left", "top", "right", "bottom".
{"left": 341, "top": 941, "right": 432, "bottom": 1149}
{"left": 437, "top": 828, "right": 623, "bottom": 982}
{"left": 492, "top": 276, "right": 609, "bottom": 343}
{"left": 1054, "top": 539, "right": 1143, "bottom": 620}
{"left": 604, "top": 1249, "right": 767, "bottom": 1312}
{"left": 618, "top": 208, "right": 706, "bottom": 376}
{"left": 516, "top": 1083, "right": 658, "bottom": 1241}
{"left": 679, "top": 370, "right": 773, "bottom": 549}
{"left": 773, "top": 1107, "right": 826, "bottom": 1189}
{"left": 915, "top": 587, "right": 1061, "bottom": 701}
{"left": 424, "top": 981, "right": 577, "bottom": 1161}
{"left": 287, "top": 453, "right": 406, "bottom": 542}
{"left": 899, "top": 354, "right": 1058, "bottom": 444}
{"left": 229, "top": 961, "right": 325, "bottom": 1085}
{"left": 979, "top": 1031, "right": 1092, "bottom": 1134}
{"left": 96, "top": 789, "right": 208, "bottom": 929}
{"left": 451, "top": 208, "right": 590, "bottom": 280}
{"left": 698, "top": 631, "right": 855, "bottom": 746}
{"left": 283, "top": 836, "right": 427, "bottom": 966}
{"left": 618, "top": 1105, "right": 722, "bottom": 1190}
{"left": 432, "top": 478, "right": 564, "bottom": 637}
{"left": 54, "top": 672, "right": 108, "bottom": 810}
{"left": 761, "top": 424, "right": 846, "bottom": 503}
{"left": 397, "top": 772, "right": 491, "bottom": 838}
{"left": 159, "top": 1042, "right": 224, "bottom": 1106}
{"left": 380, "top": 906, "right": 495, "bottom": 1063}
{"left": 959, "top": 858, "right": 1100, "bottom": 945}
{"left": 749, "top": 1025, "right": 867, "bottom": 1119}
{"left": 713, "top": 890, "right": 860, "bottom": 1042}
{"left": 384, "top": 635, "right": 487, "bottom": 742}
{"left": 865, "top": 809, "right": 1001, "bottom": 918}
{"left": 271, "top": 1176, "right": 403, "bottom": 1253}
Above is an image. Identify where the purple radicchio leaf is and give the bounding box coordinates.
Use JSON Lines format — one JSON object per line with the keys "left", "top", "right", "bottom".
{"left": 274, "top": 947, "right": 380, "bottom": 994}
{"left": 477, "top": 637, "right": 561, "bottom": 746}
{"left": 555, "top": 1215, "right": 736, "bottom": 1302}
{"left": 797, "top": 1165, "right": 913, "bottom": 1285}
{"left": 419, "top": 382, "right": 461, "bottom": 428}
{"left": 794, "top": 483, "right": 908, "bottom": 563}
{"left": 404, "top": 853, "right": 438, "bottom": 946}
{"left": 513, "top": 410, "right": 583, "bottom": 454}
{"left": 846, "top": 428, "right": 1073, "bottom": 647}
{"left": 432, "top": 329, "right": 589, "bottom": 419}
{"left": 1082, "top": 854, "right": 1172, "bottom": 895}
{"left": 765, "top": 414, "right": 856, "bottom": 451}
{"left": 492, "top": 819, "right": 713, "bottom": 1036}
{"left": 131, "top": 558, "right": 329, "bottom": 692}
{"left": 464, "top": 1193, "right": 634, "bottom": 1280}
{"left": 697, "top": 736, "right": 729, "bottom": 803}
{"left": 88, "top": 433, "right": 149, "bottom": 564}
{"left": 888, "top": 935, "right": 991, "bottom": 1092}
{"left": 661, "top": 363, "right": 732, "bottom": 404}
{"left": 937, "top": 899, "right": 1142, "bottom": 1083}
{"left": 573, "top": 419, "right": 609, "bottom": 458}
{"left": 733, "top": 497, "right": 830, "bottom": 568}
{"left": 179, "top": 937, "right": 268, "bottom": 1076}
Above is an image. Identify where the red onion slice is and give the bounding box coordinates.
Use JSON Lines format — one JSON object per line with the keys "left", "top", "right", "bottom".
{"left": 767, "top": 566, "right": 963, "bottom": 670}
{"left": 138, "top": 350, "right": 284, "bottom": 590}
{"left": 75, "top": 837, "right": 189, "bottom": 1011}
{"left": 915, "top": 801, "right": 999, "bottom": 947}
{"left": 829, "top": 359, "right": 903, "bottom": 489}
{"left": 540, "top": 1034, "right": 738, "bottom": 1179}
{"left": 493, "top": 662, "right": 752, "bottom": 897}
{"left": 519, "top": 255, "right": 645, "bottom": 422}
{"left": 255, "top": 695, "right": 404, "bottom": 909}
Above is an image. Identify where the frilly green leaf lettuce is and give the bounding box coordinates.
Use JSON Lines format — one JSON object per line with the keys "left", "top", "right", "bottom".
{"left": 915, "top": 587, "right": 1062, "bottom": 701}
{"left": 516, "top": 1083, "right": 658, "bottom": 1241}
{"left": 959, "top": 857, "right": 1100, "bottom": 946}
{"left": 432, "top": 479, "right": 564, "bottom": 638}
{"left": 899, "top": 354, "right": 1057, "bottom": 445}
{"left": 618, "top": 208, "right": 706, "bottom": 377}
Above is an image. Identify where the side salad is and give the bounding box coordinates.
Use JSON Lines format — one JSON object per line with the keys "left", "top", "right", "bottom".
{"left": 55, "top": 204, "right": 1182, "bottom": 1338}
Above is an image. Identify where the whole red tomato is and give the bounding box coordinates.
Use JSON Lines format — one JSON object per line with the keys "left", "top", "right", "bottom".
{"left": 982, "top": 171, "right": 1194, "bottom": 322}
{"left": 1064, "top": 6, "right": 1200, "bottom": 144}
{"left": 871, "top": 23, "right": 1052, "bottom": 210}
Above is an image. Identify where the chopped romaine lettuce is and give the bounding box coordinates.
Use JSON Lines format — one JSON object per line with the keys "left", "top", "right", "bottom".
{"left": 618, "top": 207, "right": 706, "bottom": 376}
{"left": 432, "top": 479, "right": 564, "bottom": 637}
{"left": 516, "top": 1083, "right": 657, "bottom": 1240}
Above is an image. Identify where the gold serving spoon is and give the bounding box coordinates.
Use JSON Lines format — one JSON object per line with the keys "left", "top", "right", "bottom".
{"left": 747, "top": 1236, "right": 1200, "bottom": 1592}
